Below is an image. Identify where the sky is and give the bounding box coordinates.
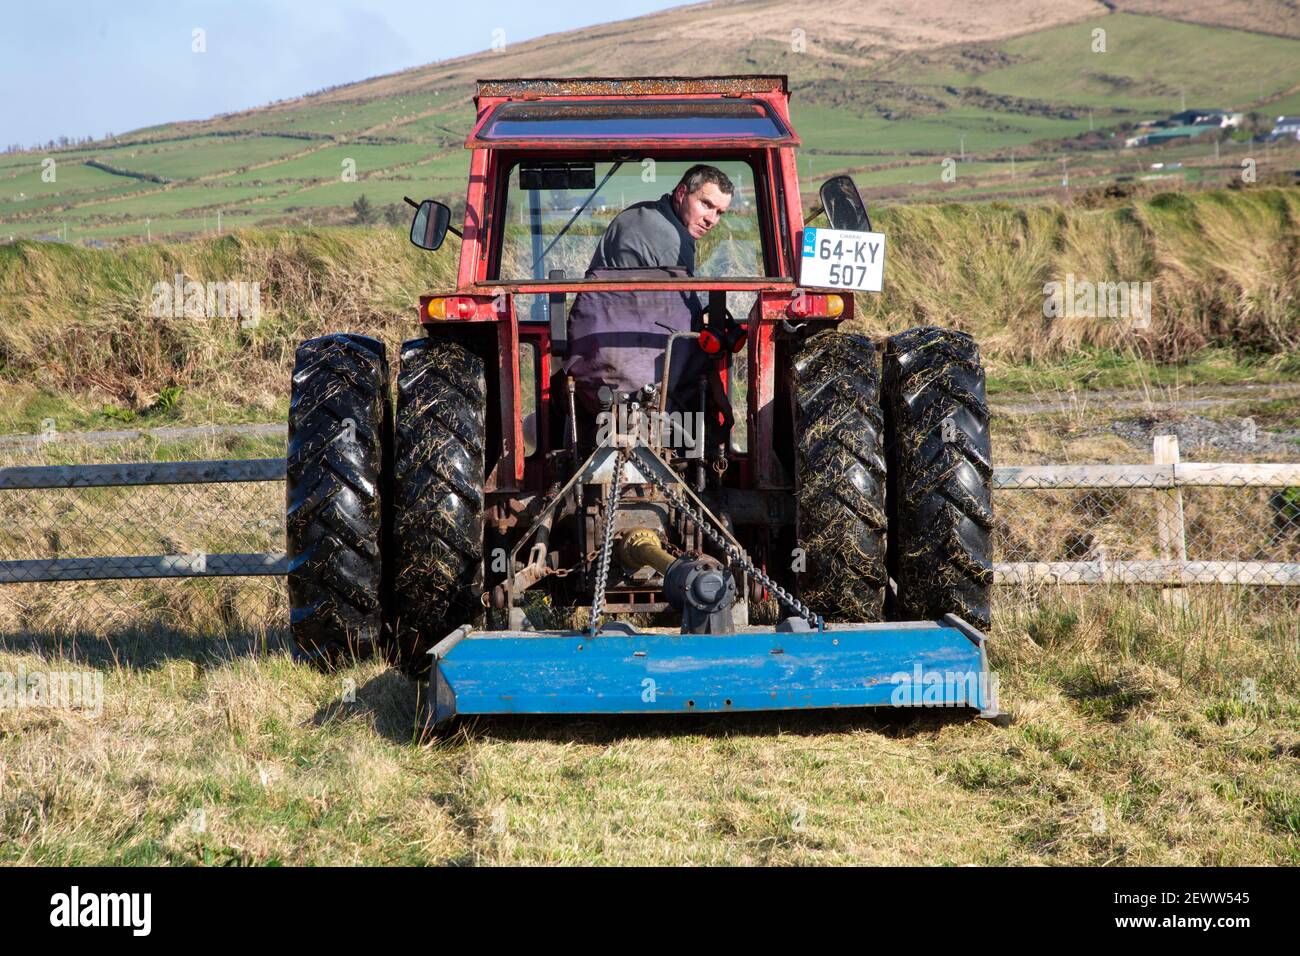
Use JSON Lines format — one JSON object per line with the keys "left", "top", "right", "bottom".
{"left": 0, "top": 0, "right": 687, "bottom": 148}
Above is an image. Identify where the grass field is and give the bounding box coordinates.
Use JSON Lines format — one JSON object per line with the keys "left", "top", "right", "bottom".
{"left": 0, "top": 412, "right": 1294, "bottom": 865}
{"left": 0, "top": 185, "right": 1292, "bottom": 854}
{"left": 942, "top": 14, "right": 1300, "bottom": 111}
{"left": 1, "top": 579, "right": 1294, "bottom": 865}
{"left": 0, "top": 388, "right": 1286, "bottom": 866}
{"left": 97, "top": 136, "right": 313, "bottom": 181}
{"left": 215, "top": 144, "right": 435, "bottom": 184}
{"left": 0, "top": 1, "right": 1298, "bottom": 867}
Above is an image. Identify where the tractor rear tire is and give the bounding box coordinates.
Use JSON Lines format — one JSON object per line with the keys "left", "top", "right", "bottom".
{"left": 882, "top": 327, "right": 993, "bottom": 629}
{"left": 390, "top": 338, "right": 486, "bottom": 678}
{"left": 792, "top": 330, "right": 888, "bottom": 622}
{"left": 286, "top": 333, "right": 390, "bottom": 668}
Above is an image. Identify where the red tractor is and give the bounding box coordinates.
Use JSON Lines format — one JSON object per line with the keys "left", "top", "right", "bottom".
{"left": 286, "top": 76, "right": 997, "bottom": 726}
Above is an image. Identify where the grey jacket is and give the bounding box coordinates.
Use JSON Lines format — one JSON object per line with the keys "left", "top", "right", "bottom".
{"left": 586, "top": 193, "right": 695, "bottom": 273}
{"left": 564, "top": 194, "right": 707, "bottom": 413}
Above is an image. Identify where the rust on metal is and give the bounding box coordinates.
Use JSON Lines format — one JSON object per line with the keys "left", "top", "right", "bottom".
{"left": 476, "top": 75, "right": 788, "bottom": 100}
{"left": 481, "top": 100, "right": 775, "bottom": 120}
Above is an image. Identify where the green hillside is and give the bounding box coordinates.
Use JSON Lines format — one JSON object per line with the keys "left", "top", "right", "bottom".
{"left": 2, "top": 6, "right": 1299, "bottom": 244}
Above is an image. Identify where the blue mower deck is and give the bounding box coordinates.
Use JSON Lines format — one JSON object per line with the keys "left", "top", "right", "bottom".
{"left": 423, "top": 616, "right": 999, "bottom": 727}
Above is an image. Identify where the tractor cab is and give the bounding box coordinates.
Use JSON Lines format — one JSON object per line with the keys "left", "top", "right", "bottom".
{"left": 405, "top": 76, "right": 872, "bottom": 496}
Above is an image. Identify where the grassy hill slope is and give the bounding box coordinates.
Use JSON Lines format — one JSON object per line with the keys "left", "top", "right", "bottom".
{"left": 2, "top": 2, "right": 1299, "bottom": 242}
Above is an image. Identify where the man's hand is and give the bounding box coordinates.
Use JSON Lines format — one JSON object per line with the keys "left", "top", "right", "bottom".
{"left": 708, "top": 368, "right": 734, "bottom": 432}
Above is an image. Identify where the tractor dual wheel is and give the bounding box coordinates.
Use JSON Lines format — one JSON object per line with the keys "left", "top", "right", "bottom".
{"left": 286, "top": 333, "right": 390, "bottom": 667}
{"left": 389, "top": 338, "right": 487, "bottom": 678}
{"left": 792, "top": 330, "right": 888, "bottom": 622}
{"left": 882, "top": 326, "right": 994, "bottom": 630}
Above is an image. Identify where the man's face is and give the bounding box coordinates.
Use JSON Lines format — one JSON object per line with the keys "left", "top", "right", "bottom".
{"left": 672, "top": 181, "right": 732, "bottom": 239}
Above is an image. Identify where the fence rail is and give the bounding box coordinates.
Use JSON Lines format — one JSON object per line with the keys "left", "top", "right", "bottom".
{"left": 994, "top": 462, "right": 1300, "bottom": 489}
{"left": 0, "top": 457, "right": 287, "bottom": 585}
{"left": 0, "top": 552, "right": 287, "bottom": 584}
{"left": 0, "top": 458, "right": 286, "bottom": 490}
{"left": 0, "top": 422, "right": 286, "bottom": 452}
{"left": 995, "top": 560, "right": 1300, "bottom": 586}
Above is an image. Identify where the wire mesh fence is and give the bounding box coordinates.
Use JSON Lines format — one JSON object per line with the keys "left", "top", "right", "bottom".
{"left": 992, "top": 440, "right": 1300, "bottom": 627}
{"left": 0, "top": 476, "right": 286, "bottom": 643}
{"left": 0, "top": 434, "right": 1296, "bottom": 642}
{"left": 0, "top": 436, "right": 287, "bottom": 644}
{"left": 994, "top": 484, "right": 1300, "bottom": 617}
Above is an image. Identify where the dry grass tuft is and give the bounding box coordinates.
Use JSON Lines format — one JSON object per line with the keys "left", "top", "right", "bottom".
{"left": 1, "top": 189, "right": 1296, "bottom": 434}
{"left": 0, "top": 228, "right": 458, "bottom": 429}
{"left": 852, "top": 188, "right": 1300, "bottom": 363}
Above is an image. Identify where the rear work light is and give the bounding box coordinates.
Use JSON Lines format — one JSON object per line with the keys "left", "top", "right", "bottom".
{"left": 786, "top": 292, "right": 845, "bottom": 319}
{"left": 425, "top": 296, "right": 478, "bottom": 320}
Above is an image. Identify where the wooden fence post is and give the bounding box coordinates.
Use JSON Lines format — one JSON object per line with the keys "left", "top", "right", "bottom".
{"left": 1153, "top": 435, "right": 1189, "bottom": 606}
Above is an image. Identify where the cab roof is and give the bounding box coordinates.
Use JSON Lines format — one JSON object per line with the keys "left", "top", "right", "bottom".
{"left": 467, "top": 75, "right": 798, "bottom": 149}
{"left": 475, "top": 75, "right": 788, "bottom": 100}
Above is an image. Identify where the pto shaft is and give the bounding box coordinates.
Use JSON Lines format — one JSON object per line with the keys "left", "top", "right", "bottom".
{"left": 618, "top": 528, "right": 676, "bottom": 576}
{"left": 618, "top": 528, "right": 736, "bottom": 634}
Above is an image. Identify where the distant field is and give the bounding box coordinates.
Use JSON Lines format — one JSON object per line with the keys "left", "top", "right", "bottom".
{"left": 0, "top": 166, "right": 152, "bottom": 221}
{"left": 100, "top": 136, "right": 312, "bottom": 181}
{"left": 1265, "top": 88, "right": 1300, "bottom": 116}
{"left": 1, "top": 4, "right": 1298, "bottom": 241}
{"left": 986, "top": 14, "right": 1300, "bottom": 110}
{"left": 216, "top": 143, "right": 435, "bottom": 184}
{"left": 79, "top": 184, "right": 283, "bottom": 220}
{"left": 248, "top": 171, "right": 464, "bottom": 214}
{"left": 1, "top": 162, "right": 132, "bottom": 195}
{"left": 229, "top": 94, "right": 459, "bottom": 137}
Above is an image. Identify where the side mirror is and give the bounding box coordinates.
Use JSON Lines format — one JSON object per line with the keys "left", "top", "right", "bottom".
{"left": 819, "top": 175, "right": 872, "bottom": 232}
{"left": 408, "top": 198, "right": 451, "bottom": 251}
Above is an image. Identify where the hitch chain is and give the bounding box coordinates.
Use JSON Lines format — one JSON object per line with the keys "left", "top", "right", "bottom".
{"left": 639, "top": 450, "right": 824, "bottom": 633}
{"left": 588, "top": 447, "right": 629, "bottom": 636}
{"left": 587, "top": 443, "right": 824, "bottom": 635}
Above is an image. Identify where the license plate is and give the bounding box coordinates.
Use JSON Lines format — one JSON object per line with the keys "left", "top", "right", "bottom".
{"left": 800, "top": 227, "right": 886, "bottom": 293}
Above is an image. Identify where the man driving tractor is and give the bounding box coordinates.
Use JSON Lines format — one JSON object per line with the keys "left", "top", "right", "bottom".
{"left": 564, "top": 164, "right": 736, "bottom": 437}
{"left": 587, "top": 164, "right": 734, "bottom": 271}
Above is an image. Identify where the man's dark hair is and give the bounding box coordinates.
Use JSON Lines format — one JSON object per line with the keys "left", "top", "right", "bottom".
{"left": 676, "top": 164, "right": 734, "bottom": 197}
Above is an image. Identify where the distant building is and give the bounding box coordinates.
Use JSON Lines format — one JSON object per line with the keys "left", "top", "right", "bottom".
{"left": 1126, "top": 124, "right": 1221, "bottom": 148}
{"left": 1269, "top": 116, "right": 1300, "bottom": 141}
{"left": 1161, "top": 109, "right": 1243, "bottom": 129}
{"left": 1125, "top": 108, "right": 1243, "bottom": 147}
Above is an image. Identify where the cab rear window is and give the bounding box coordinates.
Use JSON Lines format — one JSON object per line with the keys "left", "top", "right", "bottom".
{"left": 496, "top": 158, "right": 767, "bottom": 288}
